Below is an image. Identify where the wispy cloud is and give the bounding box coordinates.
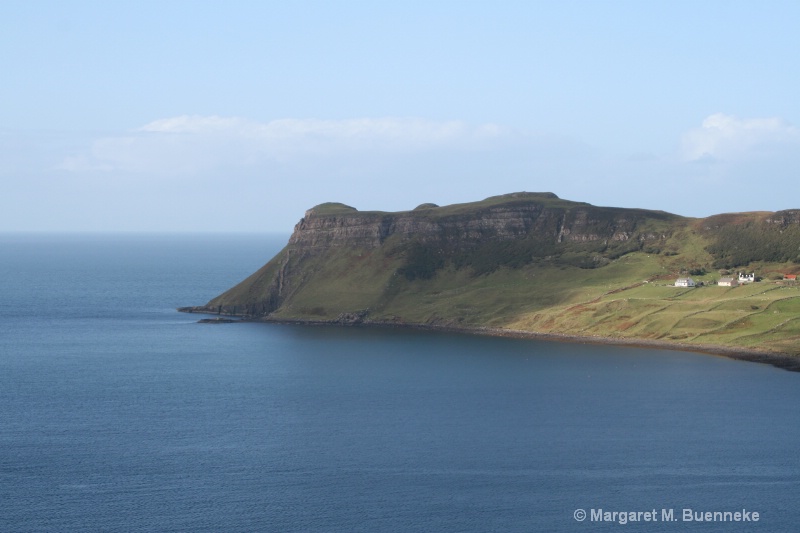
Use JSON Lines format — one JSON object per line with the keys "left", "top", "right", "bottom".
{"left": 12, "top": 112, "right": 799, "bottom": 231}
{"left": 60, "top": 116, "right": 510, "bottom": 174}
{"left": 681, "top": 113, "right": 800, "bottom": 162}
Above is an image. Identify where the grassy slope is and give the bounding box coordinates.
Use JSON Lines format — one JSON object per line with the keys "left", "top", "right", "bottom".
{"left": 506, "top": 274, "right": 800, "bottom": 356}
{"left": 262, "top": 222, "right": 800, "bottom": 357}
{"left": 206, "top": 248, "right": 288, "bottom": 311}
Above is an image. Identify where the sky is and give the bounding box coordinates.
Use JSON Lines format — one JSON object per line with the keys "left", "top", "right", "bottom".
{"left": 2, "top": 0, "right": 800, "bottom": 232}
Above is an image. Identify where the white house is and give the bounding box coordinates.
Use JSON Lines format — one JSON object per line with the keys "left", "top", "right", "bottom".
{"left": 738, "top": 272, "right": 755, "bottom": 283}
{"left": 718, "top": 277, "right": 738, "bottom": 287}
{"left": 675, "top": 277, "right": 696, "bottom": 287}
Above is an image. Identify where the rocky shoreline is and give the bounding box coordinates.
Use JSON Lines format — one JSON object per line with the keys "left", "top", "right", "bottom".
{"left": 178, "top": 307, "right": 800, "bottom": 373}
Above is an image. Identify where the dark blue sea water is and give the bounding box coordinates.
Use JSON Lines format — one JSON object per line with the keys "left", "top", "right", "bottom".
{"left": 1, "top": 234, "right": 799, "bottom": 532}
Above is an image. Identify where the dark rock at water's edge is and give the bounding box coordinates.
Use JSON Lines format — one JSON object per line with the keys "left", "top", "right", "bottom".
{"left": 197, "top": 317, "right": 240, "bottom": 323}
{"left": 179, "top": 309, "right": 242, "bottom": 324}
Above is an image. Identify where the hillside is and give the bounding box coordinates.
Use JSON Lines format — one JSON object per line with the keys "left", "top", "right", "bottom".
{"left": 181, "top": 192, "right": 800, "bottom": 366}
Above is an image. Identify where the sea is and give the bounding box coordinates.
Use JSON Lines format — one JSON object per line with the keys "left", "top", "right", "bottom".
{"left": 1, "top": 233, "right": 799, "bottom": 532}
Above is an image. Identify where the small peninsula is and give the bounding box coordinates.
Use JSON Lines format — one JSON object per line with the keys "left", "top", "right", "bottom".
{"left": 181, "top": 192, "right": 800, "bottom": 370}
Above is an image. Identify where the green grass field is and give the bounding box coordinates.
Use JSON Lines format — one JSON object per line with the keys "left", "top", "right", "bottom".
{"left": 252, "top": 243, "right": 799, "bottom": 356}
{"left": 505, "top": 270, "right": 800, "bottom": 355}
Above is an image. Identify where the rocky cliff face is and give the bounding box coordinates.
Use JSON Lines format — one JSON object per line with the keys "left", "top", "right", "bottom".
{"left": 287, "top": 193, "right": 671, "bottom": 252}
{"left": 766, "top": 210, "right": 800, "bottom": 227}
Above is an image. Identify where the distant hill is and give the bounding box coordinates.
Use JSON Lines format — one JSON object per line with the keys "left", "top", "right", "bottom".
{"left": 181, "top": 192, "right": 800, "bottom": 365}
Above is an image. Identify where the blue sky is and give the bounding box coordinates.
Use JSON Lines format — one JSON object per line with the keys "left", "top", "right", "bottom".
{"left": 3, "top": 1, "right": 800, "bottom": 232}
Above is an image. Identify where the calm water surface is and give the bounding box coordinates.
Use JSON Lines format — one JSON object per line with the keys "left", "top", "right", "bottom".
{"left": 1, "top": 234, "right": 798, "bottom": 532}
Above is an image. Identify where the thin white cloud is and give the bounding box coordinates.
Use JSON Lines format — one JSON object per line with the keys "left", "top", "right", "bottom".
{"left": 60, "top": 116, "right": 510, "bottom": 174}
{"left": 681, "top": 113, "right": 800, "bottom": 162}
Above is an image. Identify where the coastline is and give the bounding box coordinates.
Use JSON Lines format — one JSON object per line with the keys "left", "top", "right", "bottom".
{"left": 178, "top": 307, "right": 800, "bottom": 373}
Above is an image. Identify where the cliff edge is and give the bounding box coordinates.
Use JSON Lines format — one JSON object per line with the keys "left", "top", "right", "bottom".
{"left": 181, "top": 192, "right": 800, "bottom": 363}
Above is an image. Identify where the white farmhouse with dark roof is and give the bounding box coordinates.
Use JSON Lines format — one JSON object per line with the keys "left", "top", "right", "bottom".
{"left": 675, "top": 277, "right": 696, "bottom": 288}
{"left": 738, "top": 272, "right": 755, "bottom": 283}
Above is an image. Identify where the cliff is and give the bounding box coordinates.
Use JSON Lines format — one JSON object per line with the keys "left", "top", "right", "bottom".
{"left": 288, "top": 193, "right": 672, "bottom": 249}
{"left": 181, "top": 192, "right": 800, "bottom": 362}
{"left": 189, "top": 192, "right": 677, "bottom": 316}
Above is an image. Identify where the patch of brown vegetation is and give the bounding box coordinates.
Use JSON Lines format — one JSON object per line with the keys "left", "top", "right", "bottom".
{"left": 567, "top": 304, "right": 589, "bottom": 315}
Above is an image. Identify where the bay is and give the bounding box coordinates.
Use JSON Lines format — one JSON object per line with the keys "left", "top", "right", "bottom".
{"left": 1, "top": 234, "right": 798, "bottom": 532}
